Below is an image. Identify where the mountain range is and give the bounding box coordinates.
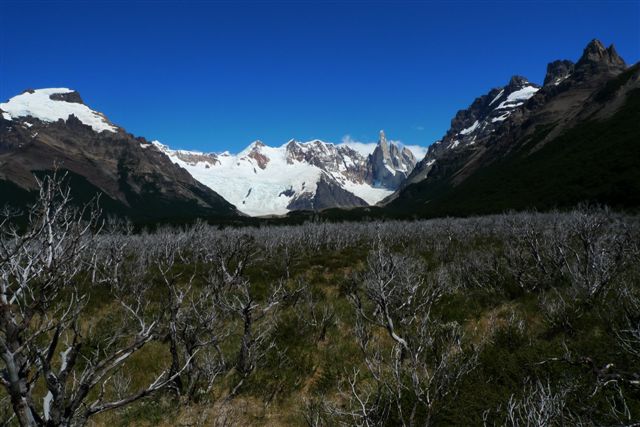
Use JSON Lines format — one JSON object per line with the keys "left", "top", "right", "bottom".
{"left": 0, "top": 39, "right": 638, "bottom": 221}
{"left": 0, "top": 88, "right": 417, "bottom": 218}
{"left": 155, "top": 130, "right": 416, "bottom": 216}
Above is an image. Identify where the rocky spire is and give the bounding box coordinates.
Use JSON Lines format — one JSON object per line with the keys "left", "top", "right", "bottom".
{"left": 377, "top": 129, "right": 391, "bottom": 161}
{"left": 575, "top": 39, "right": 626, "bottom": 76}
{"left": 367, "top": 131, "right": 417, "bottom": 188}
{"left": 379, "top": 129, "right": 386, "bottom": 143}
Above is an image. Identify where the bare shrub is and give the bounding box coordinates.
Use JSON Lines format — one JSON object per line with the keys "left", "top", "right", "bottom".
{"left": 500, "top": 380, "right": 572, "bottom": 427}
{"left": 0, "top": 173, "right": 193, "bottom": 426}
{"left": 340, "top": 238, "right": 479, "bottom": 426}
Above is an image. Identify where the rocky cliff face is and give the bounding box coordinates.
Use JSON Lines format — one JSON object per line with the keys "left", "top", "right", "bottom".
{"left": 391, "top": 76, "right": 541, "bottom": 194}
{"left": 0, "top": 88, "right": 239, "bottom": 220}
{"left": 544, "top": 60, "right": 575, "bottom": 86}
{"left": 389, "top": 39, "right": 632, "bottom": 202}
{"left": 156, "top": 130, "right": 419, "bottom": 216}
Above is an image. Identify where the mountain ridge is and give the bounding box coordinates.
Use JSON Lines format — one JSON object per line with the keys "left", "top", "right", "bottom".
{"left": 155, "top": 130, "right": 419, "bottom": 216}
{"left": 381, "top": 39, "right": 639, "bottom": 217}
{"left": 1, "top": 39, "right": 636, "bottom": 222}
{"left": 0, "top": 88, "right": 240, "bottom": 221}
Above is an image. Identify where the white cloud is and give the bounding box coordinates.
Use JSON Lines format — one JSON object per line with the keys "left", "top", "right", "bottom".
{"left": 388, "top": 139, "right": 428, "bottom": 159}
{"left": 339, "top": 135, "right": 378, "bottom": 156}
{"left": 403, "top": 144, "right": 428, "bottom": 159}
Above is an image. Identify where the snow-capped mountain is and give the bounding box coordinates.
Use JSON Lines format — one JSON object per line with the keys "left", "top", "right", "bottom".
{"left": 1, "top": 88, "right": 118, "bottom": 133}
{"left": 0, "top": 88, "right": 419, "bottom": 218}
{"left": 396, "top": 40, "right": 630, "bottom": 197}
{"left": 0, "top": 88, "right": 238, "bottom": 220}
{"left": 154, "top": 130, "right": 418, "bottom": 216}
{"left": 432, "top": 75, "right": 540, "bottom": 153}
{"left": 395, "top": 76, "right": 541, "bottom": 191}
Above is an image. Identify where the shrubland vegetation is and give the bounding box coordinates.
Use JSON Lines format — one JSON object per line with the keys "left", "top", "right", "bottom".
{"left": 1, "top": 175, "right": 639, "bottom": 426}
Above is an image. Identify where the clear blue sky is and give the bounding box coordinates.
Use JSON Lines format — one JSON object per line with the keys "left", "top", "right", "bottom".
{"left": 1, "top": 1, "right": 638, "bottom": 153}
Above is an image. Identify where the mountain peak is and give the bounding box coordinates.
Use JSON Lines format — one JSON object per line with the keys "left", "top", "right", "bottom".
{"left": 544, "top": 59, "right": 575, "bottom": 86}
{"left": 367, "top": 131, "right": 417, "bottom": 188}
{"left": 584, "top": 38, "right": 606, "bottom": 54}
{"left": 250, "top": 140, "right": 265, "bottom": 149}
{"left": 0, "top": 88, "right": 116, "bottom": 133}
{"left": 508, "top": 75, "right": 529, "bottom": 85}
{"left": 379, "top": 130, "right": 387, "bottom": 146}
{"left": 576, "top": 39, "right": 626, "bottom": 70}
{"left": 506, "top": 75, "right": 533, "bottom": 91}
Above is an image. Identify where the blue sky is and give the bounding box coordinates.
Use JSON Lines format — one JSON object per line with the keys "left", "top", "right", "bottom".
{"left": 1, "top": 1, "right": 639, "bottom": 153}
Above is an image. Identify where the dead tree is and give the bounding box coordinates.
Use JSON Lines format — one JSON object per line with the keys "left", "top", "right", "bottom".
{"left": 344, "top": 239, "right": 478, "bottom": 427}
{"left": 535, "top": 339, "right": 640, "bottom": 425}
{"left": 503, "top": 213, "right": 563, "bottom": 292}
{"left": 555, "top": 207, "right": 629, "bottom": 304}
{"left": 202, "top": 233, "right": 283, "bottom": 398}
{"left": 498, "top": 380, "right": 571, "bottom": 427}
{"left": 0, "top": 174, "right": 192, "bottom": 426}
{"left": 293, "top": 280, "right": 336, "bottom": 343}
{"left": 217, "top": 275, "right": 282, "bottom": 398}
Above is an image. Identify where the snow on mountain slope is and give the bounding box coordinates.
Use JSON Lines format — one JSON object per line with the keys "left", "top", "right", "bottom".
{"left": 0, "top": 87, "right": 419, "bottom": 216}
{"left": 155, "top": 132, "right": 419, "bottom": 216}
{"left": 438, "top": 77, "right": 540, "bottom": 151}
{"left": 391, "top": 76, "right": 541, "bottom": 193}
{"left": 155, "top": 141, "right": 325, "bottom": 216}
{"left": 0, "top": 88, "right": 239, "bottom": 219}
{"left": 414, "top": 76, "right": 541, "bottom": 157}
{"left": 0, "top": 88, "right": 117, "bottom": 133}
{"left": 494, "top": 85, "right": 540, "bottom": 110}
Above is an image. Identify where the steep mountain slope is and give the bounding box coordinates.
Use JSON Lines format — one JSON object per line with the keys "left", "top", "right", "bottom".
{"left": 156, "top": 130, "right": 417, "bottom": 216}
{"left": 390, "top": 76, "right": 541, "bottom": 195}
{"left": 0, "top": 88, "right": 239, "bottom": 220}
{"left": 384, "top": 40, "right": 639, "bottom": 217}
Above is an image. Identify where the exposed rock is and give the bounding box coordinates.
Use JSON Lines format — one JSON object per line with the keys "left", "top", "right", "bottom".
{"left": 247, "top": 150, "right": 270, "bottom": 169}
{"left": 286, "top": 174, "right": 368, "bottom": 211}
{"left": 544, "top": 60, "right": 575, "bottom": 86}
{"left": 158, "top": 131, "right": 419, "bottom": 216}
{"left": 49, "top": 91, "right": 84, "bottom": 104}
{"left": 574, "top": 39, "right": 626, "bottom": 80}
{"left": 171, "top": 150, "right": 220, "bottom": 166}
{"left": 392, "top": 75, "right": 541, "bottom": 196}
{"left": 367, "top": 130, "right": 416, "bottom": 188}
